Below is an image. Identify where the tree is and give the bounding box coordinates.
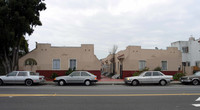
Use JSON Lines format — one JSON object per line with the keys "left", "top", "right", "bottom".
{"left": 109, "top": 45, "right": 118, "bottom": 74}
{"left": 0, "top": 0, "right": 46, "bottom": 74}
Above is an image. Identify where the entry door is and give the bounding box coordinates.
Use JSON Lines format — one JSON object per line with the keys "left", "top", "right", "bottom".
{"left": 68, "top": 72, "right": 80, "bottom": 83}
{"left": 15, "top": 72, "right": 28, "bottom": 84}
{"left": 140, "top": 72, "right": 152, "bottom": 84}
{"left": 4, "top": 71, "right": 18, "bottom": 83}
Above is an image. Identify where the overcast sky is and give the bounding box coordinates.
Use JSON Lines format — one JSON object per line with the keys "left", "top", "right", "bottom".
{"left": 28, "top": 0, "right": 200, "bottom": 59}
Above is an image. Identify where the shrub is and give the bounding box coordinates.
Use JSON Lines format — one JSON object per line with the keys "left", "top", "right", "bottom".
{"left": 133, "top": 67, "right": 149, "bottom": 76}
{"left": 154, "top": 67, "right": 161, "bottom": 71}
{"left": 51, "top": 73, "right": 58, "bottom": 79}
{"left": 173, "top": 73, "right": 186, "bottom": 80}
{"left": 133, "top": 72, "right": 140, "bottom": 76}
{"left": 66, "top": 68, "right": 73, "bottom": 75}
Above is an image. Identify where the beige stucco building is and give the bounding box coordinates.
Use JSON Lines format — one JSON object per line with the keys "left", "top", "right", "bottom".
{"left": 19, "top": 43, "right": 101, "bottom": 79}
{"left": 102, "top": 46, "right": 182, "bottom": 78}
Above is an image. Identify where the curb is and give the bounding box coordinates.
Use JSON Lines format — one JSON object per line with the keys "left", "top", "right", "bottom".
{"left": 45, "top": 81, "right": 181, "bottom": 85}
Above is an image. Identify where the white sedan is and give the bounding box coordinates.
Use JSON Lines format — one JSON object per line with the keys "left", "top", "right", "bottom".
{"left": 124, "top": 71, "right": 173, "bottom": 86}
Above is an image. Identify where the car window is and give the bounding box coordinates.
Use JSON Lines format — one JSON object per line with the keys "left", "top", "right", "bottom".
{"left": 81, "top": 72, "right": 91, "bottom": 76}
{"left": 153, "top": 72, "right": 163, "bottom": 76}
{"left": 18, "top": 72, "right": 28, "bottom": 76}
{"left": 144, "top": 72, "right": 152, "bottom": 76}
{"left": 70, "top": 72, "right": 80, "bottom": 76}
{"left": 195, "top": 72, "right": 200, "bottom": 76}
{"left": 7, "top": 71, "right": 18, "bottom": 76}
{"left": 30, "top": 72, "right": 37, "bottom": 76}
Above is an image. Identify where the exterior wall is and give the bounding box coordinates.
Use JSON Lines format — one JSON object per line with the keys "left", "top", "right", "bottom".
{"left": 171, "top": 37, "right": 200, "bottom": 74}
{"left": 117, "top": 46, "right": 181, "bottom": 74}
{"left": 19, "top": 43, "right": 101, "bottom": 79}
{"left": 102, "top": 45, "right": 182, "bottom": 78}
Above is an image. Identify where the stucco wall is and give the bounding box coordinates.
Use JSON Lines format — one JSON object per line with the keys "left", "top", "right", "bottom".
{"left": 19, "top": 43, "right": 101, "bottom": 72}
{"left": 105, "top": 46, "right": 182, "bottom": 75}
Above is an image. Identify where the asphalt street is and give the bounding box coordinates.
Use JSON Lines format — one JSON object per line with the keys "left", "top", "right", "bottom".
{"left": 0, "top": 84, "right": 200, "bottom": 110}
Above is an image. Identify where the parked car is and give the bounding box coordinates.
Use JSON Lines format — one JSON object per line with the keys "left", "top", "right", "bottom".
{"left": 53, "top": 71, "right": 98, "bottom": 86}
{"left": 124, "top": 71, "right": 173, "bottom": 86}
{"left": 0, "top": 71, "right": 45, "bottom": 86}
{"left": 180, "top": 71, "right": 200, "bottom": 85}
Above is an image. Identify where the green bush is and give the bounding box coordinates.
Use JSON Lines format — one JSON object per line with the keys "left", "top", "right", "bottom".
{"left": 133, "top": 72, "right": 140, "bottom": 76}
{"left": 66, "top": 68, "right": 74, "bottom": 76}
{"left": 51, "top": 73, "right": 58, "bottom": 79}
{"left": 153, "top": 67, "right": 161, "bottom": 71}
{"left": 133, "top": 67, "right": 149, "bottom": 76}
{"left": 173, "top": 73, "right": 186, "bottom": 80}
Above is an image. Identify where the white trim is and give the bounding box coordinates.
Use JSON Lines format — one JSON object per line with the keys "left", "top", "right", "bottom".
{"left": 52, "top": 59, "right": 61, "bottom": 70}
{"left": 196, "top": 97, "right": 200, "bottom": 101}
{"left": 192, "top": 104, "right": 200, "bottom": 107}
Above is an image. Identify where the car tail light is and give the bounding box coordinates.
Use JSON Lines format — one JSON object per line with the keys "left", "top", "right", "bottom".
{"left": 95, "top": 77, "right": 97, "bottom": 80}
{"left": 39, "top": 77, "right": 42, "bottom": 80}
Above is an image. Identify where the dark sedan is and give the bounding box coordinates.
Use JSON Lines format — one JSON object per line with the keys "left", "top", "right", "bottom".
{"left": 180, "top": 71, "right": 200, "bottom": 85}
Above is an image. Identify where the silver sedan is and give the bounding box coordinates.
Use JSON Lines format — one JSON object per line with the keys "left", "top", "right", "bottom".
{"left": 53, "top": 71, "right": 98, "bottom": 86}
{"left": 0, "top": 71, "right": 45, "bottom": 86}
{"left": 124, "top": 71, "right": 173, "bottom": 86}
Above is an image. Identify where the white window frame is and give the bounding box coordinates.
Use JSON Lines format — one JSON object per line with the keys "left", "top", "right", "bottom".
{"left": 69, "top": 59, "right": 77, "bottom": 70}
{"left": 52, "top": 59, "right": 61, "bottom": 70}
{"left": 161, "top": 61, "right": 168, "bottom": 71}
{"left": 139, "top": 60, "right": 146, "bottom": 70}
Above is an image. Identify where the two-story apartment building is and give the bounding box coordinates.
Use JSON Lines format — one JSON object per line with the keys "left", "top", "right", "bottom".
{"left": 19, "top": 43, "right": 101, "bottom": 79}
{"left": 171, "top": 37, "right": 200, "bottom": 74}
{"left": 102, "top": 46, "right": 182, "bottom": 78}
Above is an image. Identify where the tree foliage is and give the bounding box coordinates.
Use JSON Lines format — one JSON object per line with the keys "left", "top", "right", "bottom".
{"left": 0, "top": 0, "right": 46, "bottom": 74}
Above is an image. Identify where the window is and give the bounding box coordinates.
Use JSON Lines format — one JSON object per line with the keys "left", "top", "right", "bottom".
{"left": 7, "top": 71, "right": 18, "bottom": 76}
{"left": 139, "top": 60, "right": 146, "bottom": 70}
{"left": 30, "top": 72, "right": 37, "bottom": 76}
{"left": 196, "top": 61, "right": 200, "bottom": 68}
{"left": 18, "top": 72, "right": 27, "bottom": 76}
{"left": 70, "top": 72, "right": 80, "bottom": 76}
{"left": 161, "top": 61, "right": 167, "bottom": 71}
{"left": 70, "top": 59, "right": 76, "bottom": 70}
{"left": 153, "top": 72, "right": 163, "bottom": 76}
{"left": 53, "top": 59, "right": 60, "bottom": 70}
{"left": 144, "top": 72, "right": 152, "bottom": 76}
{"left": 182, "top": 47, "right": 189, "bottom": 53}
{"left": 25, "top": 58, "right": 37, "bottom": 66}
{"left": 81, "top": 72, "right": 91, "bottom": 76}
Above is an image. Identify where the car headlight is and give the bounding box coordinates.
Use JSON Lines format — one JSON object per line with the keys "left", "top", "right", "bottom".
{"left": 127, "top": 78, "right": 130, "bottom": 80}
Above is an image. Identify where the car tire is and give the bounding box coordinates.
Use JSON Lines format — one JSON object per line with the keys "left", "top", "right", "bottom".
{"left": 58, "top": 80, "right": 65, "bottom": 86}
{"left": 0, "top": 79, "right": 3, "bottom": 86}
{"left": 132, "top": 80, "right": 139, "bottom": 86}
{"left": 25, "top": 79, "right": 33, "bottom": 86}
{"left": 192, "top": 79, "right": 199, "bottom": 85}
{"left": 84, "top": 80, "right": 91, "bottom": 86}
{"left": 159, "top": 80, "right": 167, "bottom": 86}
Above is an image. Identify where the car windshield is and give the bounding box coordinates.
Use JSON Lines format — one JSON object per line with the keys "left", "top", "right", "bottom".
{"left": 194, "top": 72, "right": 200, "bottom": 76}
{"left": 139, "top": 72, "right": 146, "bottom": 76}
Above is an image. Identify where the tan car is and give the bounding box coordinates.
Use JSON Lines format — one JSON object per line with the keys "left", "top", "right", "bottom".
{"left": 180, "top": 71, "right": 200, "bottom": 85}
{"left": 53, "top": 71, "right": 98, "bottom": 86}
{"left": 124, "top": 71, "right": 173, "bottom": 86}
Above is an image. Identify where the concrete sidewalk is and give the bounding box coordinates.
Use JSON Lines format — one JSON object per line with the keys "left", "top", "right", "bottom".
{"left": 45, "top": 80, "right": 181, "bottom": 85}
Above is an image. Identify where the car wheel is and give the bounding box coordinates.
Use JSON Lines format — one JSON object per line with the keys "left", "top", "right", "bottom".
{"left": 160, "top": 80, "right": 167, "bottom": 86}
{"left": 25, "top": 79, "right": 33, "bottom": 86}
{"left": 85, "top": 80, "right": 91, "bottom": 86}
{"left": 0, "top": 79, "right": 3, "bottom": 86}
{"left": 132, "top": 80, "right": 139, "bottom": 86}
{"left": 58, "top": 80, "right": 65, "bottom": 86}
{"left": 192, "top": 79, "right": 199, "bottom": 85}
